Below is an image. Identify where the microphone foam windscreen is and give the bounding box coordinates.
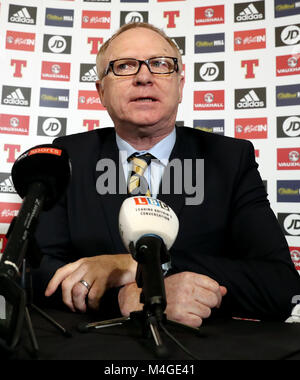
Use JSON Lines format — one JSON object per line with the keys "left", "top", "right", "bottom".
{"left": 119, "top": 196, "right": 179, "bottom": 251}
{"left": 12, "top": 145, "right": 71, "bottom": 210}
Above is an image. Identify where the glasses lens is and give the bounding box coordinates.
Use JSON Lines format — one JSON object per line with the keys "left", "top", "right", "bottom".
{"left": 149, "top": 57, "right": 175, "bottom": 73}
{"left": 113, "top": 59, "right": 139, "bottom": 75}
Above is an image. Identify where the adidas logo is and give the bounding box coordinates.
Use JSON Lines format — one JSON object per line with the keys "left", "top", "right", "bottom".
{"left": 237, "top": 90, "right": 265, "bottom": 108}
{"left": 0, "top": 175, "right": 16, "bottom": 193}
{"left": 81, "top": 66, "right": 98, "bottom": 82}
{"left": 10, "top": 7, "right": 34, "bottom": 24}
{"left": 3, "top": 88, "right": 29, "bottom": 106}
{"left": 236, "top": 3, "right": 263, "bottom": 22}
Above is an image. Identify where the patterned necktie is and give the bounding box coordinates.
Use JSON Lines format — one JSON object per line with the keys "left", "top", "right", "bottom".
{"left": 127, "top": 153, "right": 153, "bottom": 197}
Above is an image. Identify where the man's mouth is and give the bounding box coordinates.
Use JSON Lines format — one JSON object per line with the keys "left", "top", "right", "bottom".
{"left": 132, "top": 97, "right": 157, "bottom": 102}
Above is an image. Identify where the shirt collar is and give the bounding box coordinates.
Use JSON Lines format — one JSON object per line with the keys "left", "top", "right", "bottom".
{"left": 116, "top": 128, "right": 176, "bottom": 167}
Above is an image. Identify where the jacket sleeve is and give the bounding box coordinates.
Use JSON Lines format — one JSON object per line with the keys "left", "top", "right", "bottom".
{"left": 170, "top": 140, "right": 300, "bottom": 320}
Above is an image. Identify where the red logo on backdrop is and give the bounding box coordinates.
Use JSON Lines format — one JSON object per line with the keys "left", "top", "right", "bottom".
{"left": 277, "top": 148, "right": 300, "bottom": 170}
{"left": 87, "top": 37, "right": 103, "bottom": 54}
{"left": 163, "top": 10, "right": 180, "bottom": 28}
{"left": 255, "top": 150, "right": 260, "bottom": 158}
{"left": 234, "top": 29, "right": 266, "bottom": 51}
{"left": 81, "top": 11, "right": 110, "bottom": 29}
{"left": 0, "top": 234, "right": 7, "bottom": 255}
{"left": 290, "top": 247, "right": 300, "bottom": 272}
{"left": 4, "top": 144, "right": 21, "bottom": 163}
{"left": 0, "top": 114, "right": 29, "bottom": 135}
{"left": 11, "top": 59, "right": 27, "bottom": 78}
{"left": 235, "top": 118, "right": 267, "bottom": 139}
{"left": 194, "top": 5, "right": 224, "bottom": 26}
{"left": 6, "top": 30, "right": 35, "bottom": 51}
{"left": 0, "top": 202, "right": 20, "bottom": 224}
{"left": 83, "top": 120, "right": 99, "bottom": 131}
{"left": 276, "top": 55, "right": 300, "bottom": 77}
{"left": 241, "top": 59, "right": 259, "bottom": 79}
{"left": 41, "top": 61, "right": 71, "bottom": 81}
{"left": 194, "top": 90, "right": 224, "bottom": 111}
{"left": 78, "top": 91, "right": 106, "bottom": 110}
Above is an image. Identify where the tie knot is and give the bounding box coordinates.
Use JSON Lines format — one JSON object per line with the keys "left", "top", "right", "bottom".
{"left": 128, "top": 153, "right": 153, "bottom": 176}
{"left": 128, "top": 153, "right": 153, "bottom": 165}
{"left": 127, "top": 153, "right": 154, "bottom": 197}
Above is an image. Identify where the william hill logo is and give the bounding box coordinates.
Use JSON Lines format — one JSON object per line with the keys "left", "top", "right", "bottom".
{"left": 276, "top": 84, "right": 300, "bottom": 107}
{"left": 277, "top": 180, "right": 300, "bottom": 202}
{"left": 39, "top": 88, "right": 69, "bottom": 108}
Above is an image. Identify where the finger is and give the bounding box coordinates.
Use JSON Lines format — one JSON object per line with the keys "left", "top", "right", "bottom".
{"left": 193, "top": 273, "right": 221, "bottom": 293}
{"left": 166, "top": 301, "right": 207, "bottom": 328}
{"left": 118, "top": 283, "right": 143, "bottom": 317}
{"left": 87, "top": 279, "right": 106, "bottom": 310}
{"left": 169, "top": 313, "right": 203, "bottom": 328}
{"left": 45, "top": 261, "right": 82, "bottom": 297}
{"left": 220, "top": 286, "right": 227, "bottom": 296}
{"left": 61, "top": 265, "right": 90, "bottom": 312}
{"left": 72, "top": 281, "right": 91, "bottom": 313}
{"left": 194, "top": 286, "right": 221, "bottom": 309}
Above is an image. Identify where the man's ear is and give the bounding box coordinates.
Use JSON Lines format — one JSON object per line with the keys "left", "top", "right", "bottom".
{"left": 95, "top": 80, "right": 106, "bottom": 107}
{"left": 178, "top": 73, "right": 185, "bottom": 104}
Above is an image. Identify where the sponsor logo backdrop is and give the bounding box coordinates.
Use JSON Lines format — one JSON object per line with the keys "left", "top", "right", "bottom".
{"left": 0, "top": 0, "right": 299, "bottom": 269}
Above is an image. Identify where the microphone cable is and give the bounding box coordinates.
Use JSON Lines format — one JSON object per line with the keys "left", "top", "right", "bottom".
{"left": 158, "top": 321, "right": 200, "bottom": 360}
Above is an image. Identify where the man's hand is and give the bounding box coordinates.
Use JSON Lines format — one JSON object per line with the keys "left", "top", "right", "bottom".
{"left": 45, "top": 254, "right": 137, "bottom": 312}
{"left": 118, "top": 272, "right": 227, "bottom": 328}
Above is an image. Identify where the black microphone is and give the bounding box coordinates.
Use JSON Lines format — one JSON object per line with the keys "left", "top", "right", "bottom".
{"left": 0, "top": 144, "right": 71, "bottom": 278}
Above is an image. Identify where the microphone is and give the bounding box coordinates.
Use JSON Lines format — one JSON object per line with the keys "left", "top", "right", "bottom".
{"left": 0, "top": 144, "right": 71, "bottom": 278}
{"left": 119, "top": 196, "right": 179, "bottom": 316}
{"left": 0, "top": 144, "right": 71, "bottom": 351}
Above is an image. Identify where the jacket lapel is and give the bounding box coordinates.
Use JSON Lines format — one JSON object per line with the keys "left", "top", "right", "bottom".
{"left": 95, "top": 129, "right": 128, "bottom": 252}
{"left": 157, "top": 127, "right": 202, "bottom": 218}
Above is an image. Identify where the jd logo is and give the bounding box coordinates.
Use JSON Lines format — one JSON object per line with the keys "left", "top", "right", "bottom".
{"left": 284, "top": 214, "right": 300, "bottom": 235}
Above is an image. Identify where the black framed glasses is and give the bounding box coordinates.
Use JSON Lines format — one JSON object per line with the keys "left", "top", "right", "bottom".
{"left": 104, "top": 56, "right": 179, "bottom": 77}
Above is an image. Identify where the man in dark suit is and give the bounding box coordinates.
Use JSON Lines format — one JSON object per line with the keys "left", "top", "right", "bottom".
{"left": 33, "top": 22, "right": 300, "bottom": 327}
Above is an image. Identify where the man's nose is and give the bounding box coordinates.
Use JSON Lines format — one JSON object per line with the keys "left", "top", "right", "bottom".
{"left": 133, "top": 62, "right": 153, "bottom": 85}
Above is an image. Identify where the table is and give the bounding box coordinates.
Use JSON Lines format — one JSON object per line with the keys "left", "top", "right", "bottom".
{"left": 3, "top": 306, "right": 300, "bottom": 361}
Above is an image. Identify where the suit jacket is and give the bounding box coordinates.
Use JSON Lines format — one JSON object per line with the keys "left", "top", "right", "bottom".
{"left": 33, "top": 126, "right": 300, "bottom": 320}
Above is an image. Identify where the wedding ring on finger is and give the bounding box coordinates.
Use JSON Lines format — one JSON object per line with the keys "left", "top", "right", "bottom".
{"left": 79, "top": 280, "right": 91, "bottom": 291}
